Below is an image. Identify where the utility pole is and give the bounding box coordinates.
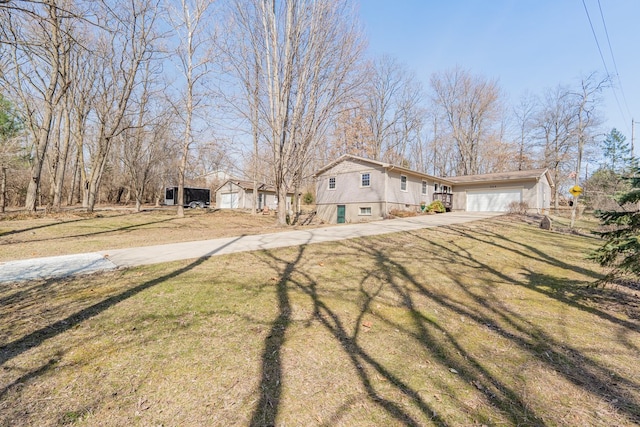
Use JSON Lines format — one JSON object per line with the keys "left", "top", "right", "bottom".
{"left": 632, "top": 118, "right": 635, "bottom": 158}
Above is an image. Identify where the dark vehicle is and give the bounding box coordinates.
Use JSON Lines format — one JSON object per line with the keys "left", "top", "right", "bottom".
{"left": 164, "top": 186, "right": 211, "bottom": 208}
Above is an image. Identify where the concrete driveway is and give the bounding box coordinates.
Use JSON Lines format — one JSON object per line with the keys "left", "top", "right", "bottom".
{"left": 0, "top": 211, "right": 501, "bottom": 283}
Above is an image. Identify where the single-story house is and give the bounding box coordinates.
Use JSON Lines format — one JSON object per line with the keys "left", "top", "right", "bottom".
{"left": 214, "top": 179, "right": 293, "bottom": 212}
{"left": 314, "top": 155, "right": 454, "bottom": 224}
{"left": 314, "top": 155, "right": 554, "bottom": 224}
{"left": 447, "top": 169, "right": 553, "bottom": 213}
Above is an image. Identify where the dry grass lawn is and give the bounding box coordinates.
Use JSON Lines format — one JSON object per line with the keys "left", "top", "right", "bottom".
{"left": 0, "top": 208, "right": 311, "bottom": 262}
{"left": 1, "top": 211, "right": 639, "bottom": 426}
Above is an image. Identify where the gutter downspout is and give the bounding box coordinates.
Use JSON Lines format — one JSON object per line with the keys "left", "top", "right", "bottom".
{"left": 384, "top": 164, "right": 396, "bottom": 218}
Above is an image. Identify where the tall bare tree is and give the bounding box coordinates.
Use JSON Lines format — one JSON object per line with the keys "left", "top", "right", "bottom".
{"left": 535, "top": 85, "right": 577, "bottom": 211}
{"left": 430, "top": 66, "right": 503, "bottom": 176}
{"left": 83, "top": 0, "right": 161, "bottom": 212}
{"left": 0, "top": 0, "right": 74, "bottom": 212}
{"left": 227, "top": 0, "right": 364, "bottom": 225}
{"left": 362, "top": 55, "right": 424, "bottom": 164}
{"left": 220, "top": 0, "right": 264, "bottom": 214}
{"left": 165, "top": 0, "right": 217, "bottom": 217}
{"left": 570, "top": 72, "right": 606, "bottom": 226}
{"left": 118, "top": 60, "right": 169, "bottom": 211}
{"left": 512, "top": 92, "right": 538, "bottom": 171}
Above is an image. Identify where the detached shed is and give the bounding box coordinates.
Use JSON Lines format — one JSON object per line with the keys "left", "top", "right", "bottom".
{"left": 214, "top": 180, "right": 293, "bottom": 212}
{"left": 448, "top": 169, "right": 554, "bottom": 213}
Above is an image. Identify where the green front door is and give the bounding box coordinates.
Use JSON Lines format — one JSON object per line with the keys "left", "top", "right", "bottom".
{"left": 337, "top": 205, "right": 346, "bottom": 224}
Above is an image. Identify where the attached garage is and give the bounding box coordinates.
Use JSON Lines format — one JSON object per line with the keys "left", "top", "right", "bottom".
{"left": 466, "top": 188, "right": 522, "bottom": 212}
{"left": 448, "top": 169, "right": 554, "bottom": 214}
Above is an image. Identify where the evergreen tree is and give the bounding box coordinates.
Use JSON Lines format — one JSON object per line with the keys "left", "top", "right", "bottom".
{"left": 590, "top": 167, "right": 640, "bottom": 280}
{"left": 0, "top": 94, "right": 24, "bottom": 212}
{"left": 601, "top": 128, "right": 634, "bottom": 173}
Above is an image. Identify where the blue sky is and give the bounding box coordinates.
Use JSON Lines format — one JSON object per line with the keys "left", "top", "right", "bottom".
{"left": 358, "top": 0, "right": 640, "bottom": 156}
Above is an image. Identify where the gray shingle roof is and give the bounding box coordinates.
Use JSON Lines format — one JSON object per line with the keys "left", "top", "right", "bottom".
{"left": 446, "top": 168, "right": 550, "bottom": 184}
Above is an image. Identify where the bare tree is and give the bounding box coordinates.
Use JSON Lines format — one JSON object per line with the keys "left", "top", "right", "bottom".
{"left": 119, "top": 60, "right": 170, "bottom": 211}
{"left": 512, "top": 92, "right": 538, "bottom": 171}
{"left": 227, "top": 0, "right": 364, "bottom": 225}
{"left": 430, "top": 66, "right": 503, "bottom": 175}
{"left": 0, "top": 0, "right": 74, "bottom": 212}
{"left": 220, "top": 0, "right": 265, "bottom": 214}
{"left": 570, "top": 72, "right": 606, "bottom": 226}
{"left": 67, "top": 33, "right": 98, "bottom": 206}
{"left": 83, "top": 0, "right": 161, "bottom": 212}
{"left": 535, "top": 85, "right": 577, "bottom": 211}
{"left": 165, "top": 0, "right": 217, "bottom": 217}
{"left": 357, "top": 56, "right": 425, "bottom": 164}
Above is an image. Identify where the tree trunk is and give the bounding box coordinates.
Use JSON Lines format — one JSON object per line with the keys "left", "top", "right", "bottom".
{"left": 25, "top": 107, "right": 56, "bottom": 212}
{"left": 53, "top": 108, "right": 72, "bottom": 208}
{"left": 68, "top": 148, "right": 80, "bottom": 205}
{"left": 0, "top": 165, "right": 6, "bottom": 213}
{"left": 276, "top": 183, "right": 288, "bottom": 225}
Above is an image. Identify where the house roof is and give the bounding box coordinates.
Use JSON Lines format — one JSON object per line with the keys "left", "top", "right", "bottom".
{"left": 216, "top": 179, "right": 271, "bottom": 192}
{"left": 314, "top": 154, "right": 454, "bottom": 183}
{"left": 315, "top": 155, "right": 555, "bottom": 188}
{"left": 215, "top": 179, "right": 295, "bottom": 194}
{"left": 446, "top": 168, "right": 555, "bottom": 187}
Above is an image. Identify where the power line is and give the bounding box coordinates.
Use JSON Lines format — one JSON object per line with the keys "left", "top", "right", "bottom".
{"left": 581, "top": 0, "right": 631, "bottom": 135}
{"left": 597, "top": 0, "right": 633, "bottom": 122}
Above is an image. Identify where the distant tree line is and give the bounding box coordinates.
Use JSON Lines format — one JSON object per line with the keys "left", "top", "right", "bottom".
{"left": 0, "top": 0, "right": 626, "bottom": 225}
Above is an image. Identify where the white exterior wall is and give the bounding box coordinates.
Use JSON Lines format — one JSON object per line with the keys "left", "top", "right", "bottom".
{"left": 452, "top": 176, "right": 552, "bottom": 213}
{"left": 215, "top": 181, "right": 282, "bottom": 211}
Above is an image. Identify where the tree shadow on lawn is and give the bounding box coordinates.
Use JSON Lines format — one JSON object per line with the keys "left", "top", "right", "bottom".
{"left": 251, "top": 245, "right": 448, "bottom": 427}
{"left": 245, "top": 220, "right": 639, "bottom": 426}
{"left": 0, "top": 256, "right": 207, "bottom": 367}
{"left": 0, "top": 215, "right": 179, "bottom": 247}
{"left": 0, "top": 211, "right": 132, "bottom": 238}
{"left": 249, "top": 247, "right": 299, "bottom": 427}
{"left": 441, "top": 223, "right": 640, "bottom": 333}
{"left": 0, "top": 235, "right": 248, "bottom": 404}
{"left": 351, "top": 239, "right": 549, "bottom": 426}
{"left": 400, "top": 226, "right": 640, "bottom": 423}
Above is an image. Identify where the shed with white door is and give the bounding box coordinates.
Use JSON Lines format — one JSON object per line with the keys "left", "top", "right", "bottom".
{"left": 214, "top": 179, "right": 293, "bottom": 212}
{"left": 448, "top": 169, "right": 554, "bottom": 213}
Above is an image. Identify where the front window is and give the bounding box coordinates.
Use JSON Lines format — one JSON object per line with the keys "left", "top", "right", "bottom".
{"left": 434, "top": 183, "right": 439, "bottom": 192}
{"left": 422, "top": 181, "right": 427, "bottom": 195}
{"left": 400, "top": 175, "right": 407, "bottom": 191}
{"left": 361, "top": 173, "right": 370, "bottom": 187}
{"left": 359, "top": 207, "right": 372, "bottom": 216}
{"left": 328, "top": 177, "right": 336, "bottom": 190}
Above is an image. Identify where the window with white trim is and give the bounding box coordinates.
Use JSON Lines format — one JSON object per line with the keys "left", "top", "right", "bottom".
{"left": 328, "top": 177, "right": 336, "bottom": 190}
{"left": 359, "top": 207, "right": 372, "bottom": 215}
{"left": 422, "top": 181, "right": 428, "bottom": 195}
{"left": 361, "top": 173, "right": 370, "bottom": 187}
{"left": 434, "top": 183, "right": 439, "bottom": 192}
{"left": 400, "top": 175, "right": 407, "bottom": 191}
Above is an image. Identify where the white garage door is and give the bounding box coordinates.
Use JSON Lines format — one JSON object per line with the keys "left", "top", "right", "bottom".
{"left": 219, "top": 193, "right": 238, "bottom": 209}
{"left": 466, "top": 188, "right": 522, "bottom": 212}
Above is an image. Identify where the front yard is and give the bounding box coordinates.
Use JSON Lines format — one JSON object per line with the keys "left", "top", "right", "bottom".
{"left": 1, "top": 213, "right": 638, "bottom": 425}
